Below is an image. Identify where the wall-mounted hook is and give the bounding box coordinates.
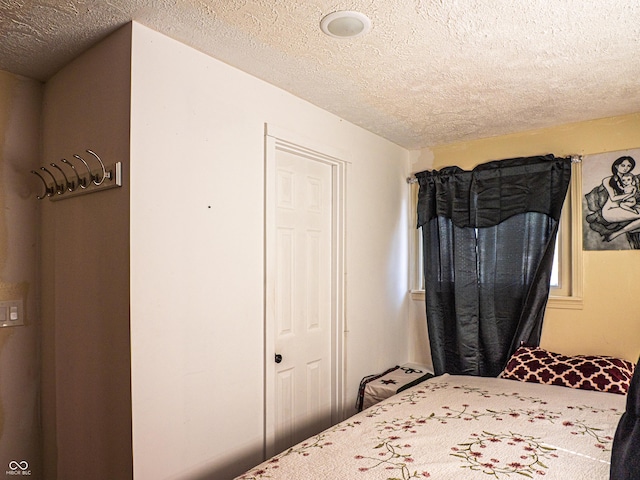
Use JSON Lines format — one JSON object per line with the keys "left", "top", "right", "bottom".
{"left": 31, "top": 170, "right": 53, "bottom": 199}
{"left": 61, "top": 158, "right": 88, "bottom": 189}
{"left": 40, "top": 166, "right": 64, "bottom": 195}
{"left": 86, "top": 149, "right": 109, "bottom": 185}
{"left": 50, "top": 163, "right": 75, "bottom": 192}
{"left": 72, "top": 153, "right": 94, "bottom": 184}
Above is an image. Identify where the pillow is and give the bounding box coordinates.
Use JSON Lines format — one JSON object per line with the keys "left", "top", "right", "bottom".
{"left": 499, "top": 346, "right": 635, "bottom": 395}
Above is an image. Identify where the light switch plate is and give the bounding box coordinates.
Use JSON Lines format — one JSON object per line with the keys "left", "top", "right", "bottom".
{"left": 0, "top": 300, "right": 24, "bottom": 327}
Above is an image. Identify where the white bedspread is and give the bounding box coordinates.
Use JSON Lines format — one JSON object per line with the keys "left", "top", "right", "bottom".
{"left": 236, "top": 374, "right": 626, "bottom": 479}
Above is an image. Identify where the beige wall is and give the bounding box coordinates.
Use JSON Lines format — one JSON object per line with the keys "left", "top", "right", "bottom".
{"left": 0, "top": 71, "right": 41, "bottom": 477}
{"left": 410, "top": 113, "right": 640, "bottom": 365}
{"left": 41, "top": 25, "right": 132, "bottom": 480}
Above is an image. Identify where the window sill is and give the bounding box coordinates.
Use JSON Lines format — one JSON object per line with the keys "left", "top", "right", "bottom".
{"left": 547, "top": 295, "right": 583, "bottom": 310}
{"left": 411, "top": 290, "right": 583, "bottom": 310}
{"left": 410, "top": 290, "right": 425, "bottom": 301}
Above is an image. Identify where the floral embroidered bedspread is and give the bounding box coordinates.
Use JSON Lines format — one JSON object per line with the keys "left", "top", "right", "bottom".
{"left": 236, "top": 374, "right": 625, "bottom": 479}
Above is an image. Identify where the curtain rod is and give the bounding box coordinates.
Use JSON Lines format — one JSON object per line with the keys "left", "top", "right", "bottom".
{"left": 405, "top": 154, "right": 582, "bottom": 184}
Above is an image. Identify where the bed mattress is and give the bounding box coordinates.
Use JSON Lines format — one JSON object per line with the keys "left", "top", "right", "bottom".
{"left": 236, "top": 373, "right": 625, "bottom": 479}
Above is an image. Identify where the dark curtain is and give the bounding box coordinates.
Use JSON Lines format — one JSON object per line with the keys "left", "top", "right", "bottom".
{"left": 416, "top": 155, "right": 571, "bottom": 377}
{"left": 610, "top": 358, "right": 640, "bottom": 480}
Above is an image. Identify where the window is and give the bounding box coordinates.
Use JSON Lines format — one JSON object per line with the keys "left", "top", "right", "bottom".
{"left": 410, "top": 160, "right": 583, "bottom": 309}
{"left": 547, "top": 160, "right": 583, "bottom": 308}
{"left": 409, "top": 180, "right": 425, "bottom": 293}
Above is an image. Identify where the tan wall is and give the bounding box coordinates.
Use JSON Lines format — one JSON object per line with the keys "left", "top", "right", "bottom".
{"left": 0, "top": 71, "right": 41, "bottom": 478}
{"left": 41, "top": 25, "right": 132, "bottom": 480}
{"left": 415, "top": 113, "right": 640, "bottom": 364}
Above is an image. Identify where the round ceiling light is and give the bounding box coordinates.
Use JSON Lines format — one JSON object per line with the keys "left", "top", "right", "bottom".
{"left": 320, "top": 11, "right": 371, "bottom": 38}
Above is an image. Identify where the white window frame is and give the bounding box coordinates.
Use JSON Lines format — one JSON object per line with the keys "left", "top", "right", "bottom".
{"left": 409, "top": 181, "right": 425, "bottom": 296}
{"left": 409, "top": 160, "right": 583, "bottom": 309}
{"left": 547, "top": 160, "right": 583, "bottom": 309}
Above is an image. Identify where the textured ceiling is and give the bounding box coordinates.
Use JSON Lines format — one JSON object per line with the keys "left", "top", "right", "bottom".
{"left": 1, "top": 0, "right": 640, "bottom": 149}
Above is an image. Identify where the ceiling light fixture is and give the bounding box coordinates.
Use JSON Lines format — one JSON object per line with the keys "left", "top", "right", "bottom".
{"left": 320, "top": 11, "right": 371, "bottom": 39}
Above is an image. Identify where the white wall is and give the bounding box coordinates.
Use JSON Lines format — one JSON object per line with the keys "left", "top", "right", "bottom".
{"left": 129, "top": 23, "right": 411, "bottom": 480}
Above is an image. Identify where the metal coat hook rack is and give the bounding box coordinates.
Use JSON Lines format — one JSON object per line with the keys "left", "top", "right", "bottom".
{"left": 31, "top": 149, "right": 122, "bottom": 201}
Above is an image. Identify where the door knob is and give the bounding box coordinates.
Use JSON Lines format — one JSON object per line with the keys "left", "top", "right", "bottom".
{"left": 275, "top": 354, "right": 283, "bottom": 364}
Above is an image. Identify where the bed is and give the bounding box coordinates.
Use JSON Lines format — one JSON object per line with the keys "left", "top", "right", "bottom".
{"left": 236, "top": 347, "right": 635, "bottom": 480}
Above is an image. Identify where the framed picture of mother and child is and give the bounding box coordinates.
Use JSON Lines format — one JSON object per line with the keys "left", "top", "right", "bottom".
{"left": 583, "top": 148, "right": 640, "bottom": 250}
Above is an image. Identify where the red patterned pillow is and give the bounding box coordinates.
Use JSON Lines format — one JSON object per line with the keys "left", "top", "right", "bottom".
{"left": 499, "top": 346, "right": 635, "bottom": 395}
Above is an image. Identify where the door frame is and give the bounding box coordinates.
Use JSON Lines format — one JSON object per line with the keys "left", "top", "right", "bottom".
{"left": 263, "top": 124, "right": 347, "bottom": 458}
